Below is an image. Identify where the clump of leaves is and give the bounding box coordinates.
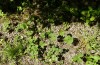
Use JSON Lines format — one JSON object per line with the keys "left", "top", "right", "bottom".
{"left": 1, "top": 35, "right": 25, "bottom": 61}
{"left": 49, "top": 32, "right": 57, "bottom": 41}
{"left": 25, "top": 37, "right": 38, "bottom": 59}
{"left": 80, "top": 7, "right": 96, "bottom": 25}
{"left": 2, "top": 19, "right": 10, "bottom": 32}
{"left": 15, "top": 22, "right": 28, "bottom": 32}
{"left": 4, "top": 43, "right": 23, "bottom": 60}
{"left": 45, "top": 45, "right": 62, "bottom": 63}
{"left": 64, "top": 35, "right": 73, "bottom": 44}
{"left": 86, "top": 55, "right": 100, "bottom": 65}
{"left": 73, "top": 53, "right": 100, "bottom": 65}
{"left": 39, "top": 41, "right": 46, "bottom": 48}
{"left": 73, "top": 53, "right": 83, "bottom": 63}
{"left": 58, "top": 29, "right": 65, "bottom": 36}
{"left": 17, "top": 6, "right": 23, "bottom": 12}
{"left": 0, "top": 9, "right": 6, "bottom": 17}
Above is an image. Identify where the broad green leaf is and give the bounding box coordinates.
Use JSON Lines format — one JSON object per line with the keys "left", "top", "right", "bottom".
{"left": 90, "top": 16, "right": 95, "bottom": 21}
{"left": 64, "top": 35, "right": 73, "bottom": 44}
{"left": 85, "top": 20, "right": 90, "bottom": 26}
{"left": 17, "top": 6, "right": 23, "bottom": 11}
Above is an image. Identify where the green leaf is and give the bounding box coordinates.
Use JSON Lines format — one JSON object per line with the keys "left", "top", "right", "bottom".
{"left": 19, "top": 23, "right": 27, "bottom": 29}
{"left": 2, "top": 21, "right": 10, "bottom": 31}
{"left": 73, "top": 53, "right": 83, "bottom": 62}
{"left": 51, "top": 55, "right": 58, "bottom": 61}
{"left": 64, "top": 35, "right": 73, "bottom": 44}
{"left": 87, "top": 12, "right": 90, "bottom": 17}
{"left": 25, "top": 31, "right": 33, "bottom": 35}
{"left": 10, "top": 0, "right": 13, "bottom": 2}
{"left": 40, "top": 32, "right": 45, "bottom": 39}
{"left": 48, "top": 19, "right": 54, "bottom": 23}
{"left": 59, "top": 29, "right": 64, "bottom": 36}
{"left": 91, "top": 55, "right": 100, "bottom": 62}
{"left": 49, "top": 33, "right": 57, "bottom": 41}
{"left": 85, "top": 19, "right": 90, "bottom": 25}
{"left": 17, "top": 6, "right": 23, "bottom": 11}
{"left": 26, "top": 43, "right": 38, "bottom": 59}
{"left": 15, "top": 23, "right": 28, "bottom": 31}
{"left": 0, "top": 10, "right": 5, "bottom": 17}
{"left": 90, "top": 16, "right": 95, "bottom": 21}
{"left": 88, "top": 6, "right": 93, "bottom": 11}
{"left": 81, "top": 11, "right": 86, "bottom": 15}
{"left": 39, "top": 41, "right": 46, "bottom": 48}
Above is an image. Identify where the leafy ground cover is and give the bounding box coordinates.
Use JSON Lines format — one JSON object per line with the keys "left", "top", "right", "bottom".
{"left": 0, "top": 10, "right": 100, "bottom": 65}
{"left": 0, "top": 1, "right": 100, "bottom": 65}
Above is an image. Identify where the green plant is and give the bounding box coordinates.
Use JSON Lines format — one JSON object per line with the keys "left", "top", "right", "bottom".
{"left": 45, "top": 45, "right": 62, "bottom": 63}
{"left": 80, "top": 7, "right": 96, "bottom": 25}
{"left": 39, "top": 41, "right": 46, "bottom": 48}
{"left": 0, "top": 34, "right": 28, "bottom": 64}
{"left": 58, "top": 29, "right": 65, "bottom": 36}
{"left": 64, "top": 35, "right": 73, "bottom": 44}
{"left": 17, "top": 6, "right": 23, "bottom": 12}
{"left": 25, "top": 37, "right": 38, "bottom": 59}
{"left": 1, "top": 35, "right": 25, "bottom": 61}
{"left": 48, "top": 18, "right": 54, "bottom": 23}
{"left": 0, "top": 9, "right": 6, "bottom": 17}
{"left": 2, "top": 20, "right": 10, "bottom": 31}
{"left": 40, "top": 32, "right": 45, "bottom": 39}
{"left": 72, "top": 53, "right": 83, "bottom": 63}
{"left": 85, "top": 55, "right": 100, "bottom": 65}
{"left": 0, "top": 1, "right": 100, "bottom": 65}
{"left": 4, "top": 43, "right": 23, "bottom": 60}
{"left": 15, "top": 22, "right": 28, "bottom": 31}
{"left": 49, "top": 32, "right": 57, "bottom": 41}
{"left": 24, "top": 29, "right": 33, "bottom": 36}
